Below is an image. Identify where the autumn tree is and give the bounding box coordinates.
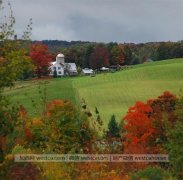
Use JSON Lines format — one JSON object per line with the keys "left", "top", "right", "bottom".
{"left": 0, "top": 0, "right": 33, "bottom": 142}
{"left": 30, "top": 42, "right": 52, "bottom": 77}
{"left": 123, "top": 101, "right": 155, "bottom": 153}
{"left": 0, "top": 0, "right": 33, "bottom": 164}
{"left": 0, "top": 45, "right": 34, "bottom": 87}
{"left": 123, "top": 45, "right": 133, "bottom": 65}
{"left": 147, "top": 91, "right": 177, "bottom": 144}
{"left": 28, "top": 99, "right": 94, "bottom": 154}
{"left": 144, "top": 92, "right": 183, "bottom": 178}
{"left": 110, "top": 45, "right": 125, "bottom": 65}
{"left": 0, "top": 2, "right": 34, "bottom": 87}
{"left": 89, "top": 44, "right": 109, "bottom": 69}
{"left": 122, "top": 92, "right": 178, "bottom": 172}
{"left": 122, "top": 91, "right": 179, "bottom": 155}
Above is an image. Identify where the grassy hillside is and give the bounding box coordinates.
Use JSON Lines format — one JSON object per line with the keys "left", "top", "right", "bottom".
{"left": 5, "top": 78, "right": 77, "bottom": 117}
{"left": 4, "top": 58, "right": 183, "bottom": 126}
{"left": 73, "top": 58, "right": 183, "bottom": 124}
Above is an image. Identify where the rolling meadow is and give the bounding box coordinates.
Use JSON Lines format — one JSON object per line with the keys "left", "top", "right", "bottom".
{"left": 5, "top": 58, "right": 183, "bottom": 126}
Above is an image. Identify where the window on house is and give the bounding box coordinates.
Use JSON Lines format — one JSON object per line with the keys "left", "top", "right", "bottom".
{"left": 58, "top": 67, "right": 61, "bottom": 70}
{"left": 53, "top": 67, "right": 56, "bottom": 70}
{"left": 58, "top": 71, "right": 61, "bottom": 74}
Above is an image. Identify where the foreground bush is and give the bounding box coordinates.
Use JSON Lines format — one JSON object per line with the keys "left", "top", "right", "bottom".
{"left": 131, "top": 166, "right": 174, "bottom": 180}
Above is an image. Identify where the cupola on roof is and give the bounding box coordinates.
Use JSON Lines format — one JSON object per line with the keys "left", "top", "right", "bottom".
{"left": 57, "top": 53, "right": 64, "bottom": 58}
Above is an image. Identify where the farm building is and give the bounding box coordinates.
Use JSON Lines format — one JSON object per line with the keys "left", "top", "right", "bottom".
{"left": 65, "top": 63, "right": 78, "bottom": 76}
{"left": 100, "top": 67, "right": 109, "bottom": 71}
{"left": 49, "top": 53, "right": 77, "bottom": 76}
{"left": 82, "top": 68, "right": 94, "bottom": 75}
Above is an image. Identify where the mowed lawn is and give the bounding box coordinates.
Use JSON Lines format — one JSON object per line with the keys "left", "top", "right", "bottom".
{"left": 73, "top": 58, "right": 183, "bottom": 124}
{"left": 4, "top": 58, "right": 183, "bottom": 126}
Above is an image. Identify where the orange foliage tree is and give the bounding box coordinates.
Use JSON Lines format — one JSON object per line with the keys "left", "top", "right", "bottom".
{"left": 123, "top": 101, "right": 155, "bottom": 153}
{"left": 27, "top": 99, "right": 94, "bottom": 154}
{"left": 110, "top": 44, "right": 126, "bottom": 65}
{"left": 123, "top": 91, "right": 178, "bottom": 155}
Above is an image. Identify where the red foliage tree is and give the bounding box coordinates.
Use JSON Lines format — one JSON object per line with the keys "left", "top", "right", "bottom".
{"left": 123, "top": 101, "right": 156, "bottom": 153}
{"left": 123, "top": 91, "right": 178, "bottom": 154}
{"left": 90, "top": 44, "right": 109, "bottom": 69}
{"left": 30, "top": 42, "right": 52, "bottom": 77}
{"left": 147, "top": 91, "right": 177, "bottom": 144}
{"left": 147, "top": 91, "right": 177, "bottom": 123}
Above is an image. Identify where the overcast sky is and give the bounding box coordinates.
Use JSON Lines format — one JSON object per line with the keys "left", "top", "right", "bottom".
{"left": 3, "top": 0, "right": 183, "bottom": 43}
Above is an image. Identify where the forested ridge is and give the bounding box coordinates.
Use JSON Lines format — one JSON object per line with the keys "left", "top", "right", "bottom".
{"left": 39, "top": 40, "right": 183, "bottom": 68}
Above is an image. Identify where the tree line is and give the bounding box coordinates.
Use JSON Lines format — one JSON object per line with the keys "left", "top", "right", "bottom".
{"left": 2, "top": 38, "right": 183, "bottom": 80}
{"left": 43, "top": 40, "right": 183, "bottom": 69}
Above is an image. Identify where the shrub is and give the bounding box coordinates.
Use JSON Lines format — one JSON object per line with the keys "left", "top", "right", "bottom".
{"left": 131, "top": 166, "right": 173, "bottom": 180}
{"left": 106, "top": 114, "right": 120, "bottom": 138}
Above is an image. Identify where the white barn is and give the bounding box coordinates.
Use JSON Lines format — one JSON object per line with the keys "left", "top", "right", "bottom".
{"left": 49, "top": 53, "right": 77, "bottom": 76}
{"left": 65, "top": 63, "right": 78, "bottom": 76}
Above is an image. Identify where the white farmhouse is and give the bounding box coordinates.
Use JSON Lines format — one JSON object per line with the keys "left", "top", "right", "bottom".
{"left": 50, "top": 53, "right": 65, "bottom": 76}
{"left": 49, "top": 53, "right": 77, "bottom": 76}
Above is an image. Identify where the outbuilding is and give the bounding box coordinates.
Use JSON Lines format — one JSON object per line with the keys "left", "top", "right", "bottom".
{"left": 82, "top": 68, "right": 94, "bottom": 75}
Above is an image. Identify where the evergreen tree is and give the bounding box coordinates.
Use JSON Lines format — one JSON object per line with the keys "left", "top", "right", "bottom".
{"left": 106, "top": 115, "right": 120, "bottom": 138}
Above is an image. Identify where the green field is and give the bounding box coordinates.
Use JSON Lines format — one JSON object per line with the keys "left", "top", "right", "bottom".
{"left": 5, "top": 78, "right": 77, "bottom": 117}
{"left": 5, "top": 58, "right": 183, "bottom": 126}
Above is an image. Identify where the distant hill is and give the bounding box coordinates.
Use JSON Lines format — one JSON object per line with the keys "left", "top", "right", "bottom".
{"left": 39, "top": 40, "right": 91, "bottom": 53}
